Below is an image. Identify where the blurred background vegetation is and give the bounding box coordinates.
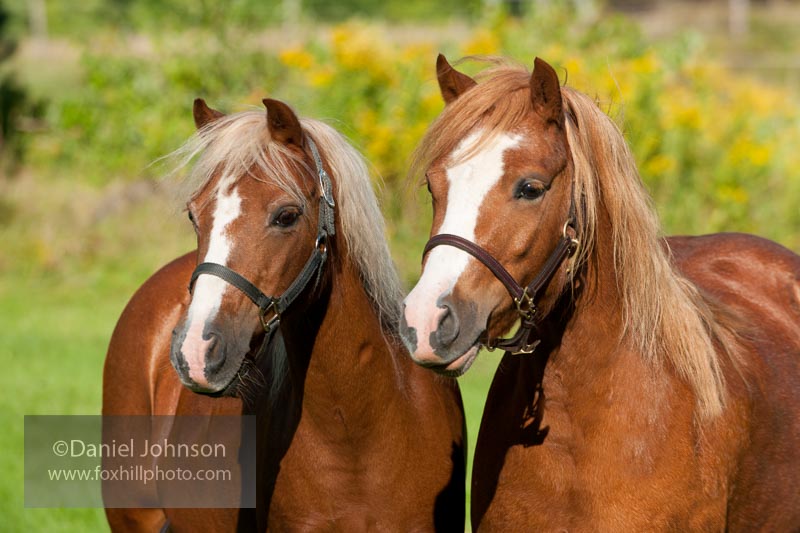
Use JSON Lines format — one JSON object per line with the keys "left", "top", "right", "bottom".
{"left": 2, "top": 0, "right": 798, "bottom": 530}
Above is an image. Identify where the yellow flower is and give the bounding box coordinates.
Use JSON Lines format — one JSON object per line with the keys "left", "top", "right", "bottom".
{"left": 401, "top": 42, "right": 435, "bottom": 63}
{"left": 462, "top": 28, "right": 500, "bottom": 56}
{"left": 330, "top": 23, "right": 393, "bottom": 83}
{"left": 420, "top": 89, "right": 443, "bottom": 116}
{"left": 278, "top": 47, "right": 314, "bottom": 70}
{"left": 748, "top": 143, "right": 771, "bottom": 167}
{"left": 660, "top": 87, "right": 701, "bottom": 130}
{"left": 644, "top": 154, "right": 676, "bottom": 177}
{"left": 717, "top": 185, "right": 749, "bottom": 205}
{"left": 630, "top": 52, "right": 660, "bottom": 75}
{"left": 542, "top": 43, "right": 565, "bottom": 62}
{"left": 307, "top": 67, "right": 334, "bottom": 87}
{"left": 563, "top": 57, "right": 583, "bottom": 77}
{"left": 729, "top": 135, "right": 772, "bottom": 168}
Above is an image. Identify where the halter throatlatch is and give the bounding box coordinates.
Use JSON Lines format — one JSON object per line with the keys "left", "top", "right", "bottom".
{"left": 423, "top": 208, "right": 579, "bottom": 355}
{"left": 188, "top": 135, "right": 336, "bottom": 334}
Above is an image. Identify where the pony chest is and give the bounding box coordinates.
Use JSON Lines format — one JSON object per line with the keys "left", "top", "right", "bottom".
{"left": 484, "top": 374, "right": 715, "bottom": 528}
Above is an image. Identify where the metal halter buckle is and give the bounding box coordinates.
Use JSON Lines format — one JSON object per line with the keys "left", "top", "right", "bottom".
{"left": 260, "top": 302, "right": 280, "bottom": 333}
{"left": 320, "top": 176, "right": 335, "bottom": 208}
{"left": 315, "top": 234, "right": 328, "bottom": 254}
{"left": 514, "top": 288, "right": 536, "bottom": 321}
{"left": 512, "top": 339, "right": 541, "bottom": 355}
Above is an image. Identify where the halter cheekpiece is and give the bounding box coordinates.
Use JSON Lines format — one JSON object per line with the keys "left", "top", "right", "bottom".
{"left": 188, "top": 135, "right": 336, "bottom": 335}
{"left": 423, "top": 203, "right": 579, "bottom": 355}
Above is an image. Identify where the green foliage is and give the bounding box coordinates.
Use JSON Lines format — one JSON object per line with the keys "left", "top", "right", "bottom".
{"left": 41, "top": 37, "right": 285, "bottom": 183}
{"left": 11, "top": 2, "right": 799, "bottom": 270}
{"left": 0, "top": 0, "right": 41, "bottom": 171}
{"left": 3, "top": 4, "right": 800, "bottom": 531}
{"left": 270, "top": 7, "right": 800, "bottom": 249}
{"left": 304, "top": 0, "right": 481, "bottom": 22}
{"left": 5, "top": 0, "right": 481, "bottom": 37}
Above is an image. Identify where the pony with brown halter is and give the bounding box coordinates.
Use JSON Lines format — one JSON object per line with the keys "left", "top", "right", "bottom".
{"left": 103, "top": 97, "right": 466, "bottom": 531}
{"left": 400, "top": 54, "right": 800, "bottom": 530}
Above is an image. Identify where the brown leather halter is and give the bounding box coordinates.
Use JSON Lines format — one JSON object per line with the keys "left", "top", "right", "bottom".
{"left": 423, "top": 211, "right": 579, "bottom": 355}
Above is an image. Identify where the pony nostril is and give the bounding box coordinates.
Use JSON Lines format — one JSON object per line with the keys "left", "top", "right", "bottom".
{"left": 399, "top": 306, "right": 418, "bottom": 354}
{"left": 435, "top": 304, "right": 460, "bottom": 348}
{"left": 169, "top": 329, "right": 188, "bottom": 374}
{"left": 203, "top": 332, "right": 225, "bottom": 374}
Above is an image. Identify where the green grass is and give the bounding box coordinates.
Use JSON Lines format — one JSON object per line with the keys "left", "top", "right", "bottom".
{"left": 1, "top": 181, "right": 497, "bottom": 530}
{"left": 0, "top": 172, "right": 196, "bottom": 529}
{"left": 459, "top": 350, "right": 502, "bottom": 524}
{"left": 1, "top": 273, "right": 133, "bottom": 531}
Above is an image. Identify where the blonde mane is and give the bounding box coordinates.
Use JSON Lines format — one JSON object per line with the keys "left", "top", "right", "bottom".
{"left": 167, "top": 110, "right": 403, "bottom": 331}
{"left": 413, "top": 62, "right": 729, "bottom": 418}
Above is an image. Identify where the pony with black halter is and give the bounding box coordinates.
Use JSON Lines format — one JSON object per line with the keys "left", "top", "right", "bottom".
{"left": 104, "top": 97, "right": 466, "bottom": 531}
{"left": 187, "top": 136, "right": 334, "bottom": 335}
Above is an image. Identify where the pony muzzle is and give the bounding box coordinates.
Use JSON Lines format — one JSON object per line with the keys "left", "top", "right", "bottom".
{"left": 400, "top": 294, "right": 483, "bottom": 373}
{"left": 170, "top": 319, "right": 248, "bottom": 394}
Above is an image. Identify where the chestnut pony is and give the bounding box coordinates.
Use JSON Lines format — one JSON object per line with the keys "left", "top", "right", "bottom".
{"left": 400, "top": 55, "right": 800, "bottom": 531}
{"left": 104, "top": 98, "right": 465, "bottom": 531}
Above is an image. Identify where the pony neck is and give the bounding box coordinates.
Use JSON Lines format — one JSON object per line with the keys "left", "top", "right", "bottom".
{"left": 553, "top": 210, "right": 628, "bottom": 370}
{"left": 544, "top": 209, "right": 678, "bottom": 422}
{"left": 278, "top": 248, "right": 404, "bottom": 428}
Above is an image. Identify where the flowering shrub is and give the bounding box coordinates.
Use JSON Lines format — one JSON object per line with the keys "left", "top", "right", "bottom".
{"left": 27, "top": 6, "right": 800, "bottom": 254}
{"left": 271, "top": 12, "right": 800, "bottom": 250}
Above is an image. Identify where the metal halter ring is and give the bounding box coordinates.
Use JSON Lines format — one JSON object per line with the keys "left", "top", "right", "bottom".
{"left": 259, "top": 302, "right": 280, "bottom": 333}
{"left": 561, "top": 219, "right": 572, "bottom": 239}
{"left": 315, "top": 234, "right": 328, "bottom": 254}
{"left": 562, "top": 220, "right": 581, "bottom": 257}
{"left": 514, "top": 288, "right": 536, "bottom": 321}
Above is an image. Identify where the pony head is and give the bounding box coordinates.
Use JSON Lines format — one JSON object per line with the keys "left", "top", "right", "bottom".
{"left": 170, "top": 98, "right": 331, "bottom": 394}
{"left": 399, "top": 55, "right": 727, "bottom": 420}
{"left": 400, "top": 55, "right": 576, "bottom": 375}
{"left": 169, "top": 97, "right": 402, "bottom": 396}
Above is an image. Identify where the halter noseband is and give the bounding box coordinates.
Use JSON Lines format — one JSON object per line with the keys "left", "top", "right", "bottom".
{"left": 188, "top": 135, "right": 336, "bottom": 335}
{"left": 423, "top": 206, "right": 579, "bottom": 355}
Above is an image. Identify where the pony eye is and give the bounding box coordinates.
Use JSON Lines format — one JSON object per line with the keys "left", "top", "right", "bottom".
{"left": 273, "top": 207, "right": 302, "bottom": 228}
{"left": 516, "top": 181, "right": 546, "bottom": 201}
{"left": 187, "top": 210, "right": 197, "bottom": 226}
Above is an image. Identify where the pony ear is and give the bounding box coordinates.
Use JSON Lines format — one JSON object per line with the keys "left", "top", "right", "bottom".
{"left": 530, "top": 57, "right": 564, "bottom": 128}
{"left": 437, "top": 53, "right": 477, "bottom": 104}
{"left": 193, "top": 98, "right": 225, "bottom": 129}
{"left": 263, "top": 98, "right": 304, "bottom": 147}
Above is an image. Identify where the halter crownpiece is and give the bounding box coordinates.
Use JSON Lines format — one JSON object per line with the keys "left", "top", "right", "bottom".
{"left": 307, "top": 135, "right": 336, "bottom": 237}
{"left": 422, "top": 211, "right": 579, "bottom": 355}
{"left": 188, "top": 134, "right": 335, "bottom": 334}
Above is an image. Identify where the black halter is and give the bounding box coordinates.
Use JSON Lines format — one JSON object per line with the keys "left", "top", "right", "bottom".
{"left": 188, "top": 135, "right": 336, "bottom": 334}
{"left": 423, "top": 205, "right": 579, "bottom": 355}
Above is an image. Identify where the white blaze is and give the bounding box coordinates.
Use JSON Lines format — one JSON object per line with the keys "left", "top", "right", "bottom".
{"left": 404, "top": 131, "right": 520, "bottom": 358}
{"left": 182, "top": 179, "right": 241, "bottom": 385}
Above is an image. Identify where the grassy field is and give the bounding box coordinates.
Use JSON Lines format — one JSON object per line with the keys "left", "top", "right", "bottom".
{"left": 1, "top": 173, "right": 501, "bottom": 531}
{"left": 2, "top": 259, "right": 503, "bottom": 532}
{"left": 4, "top": 2, "right": 800, "bottom": 531}
{"left": 2, "top": 274, "right": 116, "bottom": 530}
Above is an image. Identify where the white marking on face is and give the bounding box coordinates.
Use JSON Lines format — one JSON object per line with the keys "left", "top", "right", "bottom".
{"left": 403, "top": 130, "right": 520, "bottom": 358}
{"left": 182, "top": 178, "right": 242, "bottom": 386}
